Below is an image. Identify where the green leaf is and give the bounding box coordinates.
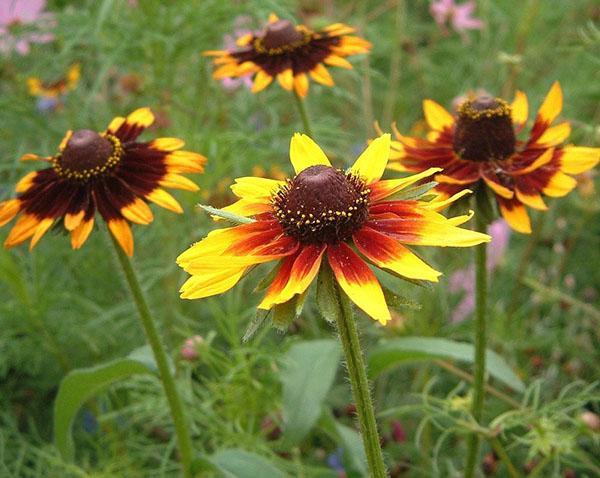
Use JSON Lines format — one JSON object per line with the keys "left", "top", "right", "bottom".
{"left": 280, "top": 340, "right": 341, "bottom": 447}
{"left": 197, "top": 204, "right": 255, "bottom": 224}
{"left": 368, "top": 337, "right": 525, "bottom": 392}
{"left": 316, "top": 264, "right": 341, "bottom": 324}
{"left": 334, "top": 423, "right": 368, "bottom": 476}
{"left": 242, "top": 308, "right": 271, "bottom": 343}
{"left": 209, "top": 449, "right": 287, "bottom": 478}
{"left": 272, "top": 299, "right": 297, "bottom": 330}
{"left": 387, "top": 181, "right": 438, "bottom": 201}
{"left": 128, "top": 345, "right": 174, "bottom": 375}
{"left": 54, "top": 358, "right": 154, "bottom": 461}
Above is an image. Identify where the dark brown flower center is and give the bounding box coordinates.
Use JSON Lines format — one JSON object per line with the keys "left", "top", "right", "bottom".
{"left": 452, "top": 96, "right": 516, "bottom": 162}
{"left": 255, "top": 20, "right": 310, "bottom": 54}
{"left": 272, "top": 165, "right": 370, "bottom": 244}
{"left": 52, "top": 129, "right": 123, "bottom": 180}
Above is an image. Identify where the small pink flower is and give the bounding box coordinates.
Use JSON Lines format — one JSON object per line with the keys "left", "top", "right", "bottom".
{"left": 449, "top": 219, "right": 510, "bottom": 322}
{"left": 430, "top": 0, "right": 484, "bottom": 41}
{"left": 0, "top": 0, "right": 55, "bottom": 56}
{"left": 180, "top": 335, "right": 204, "bottom": 361}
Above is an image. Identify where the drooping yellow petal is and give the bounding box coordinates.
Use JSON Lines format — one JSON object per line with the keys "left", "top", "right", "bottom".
{"left": 251, "top": 70, "right": 273, "bottom": 93}
{"left": 536, "top": 81, "right": 562, "bottom": 125}
{"left": 542, "top": 171, "right": 577, "bottom": 197}
{"left": 277, "top": 69, "right": 294, "bottom": 91}
{"left": 423, "top": 99, "right": 454, "bottom": 131}
{"left": 159, "top": 173, "right": 200, "bottom": 192}
{"left": 165, "top": 151, "right": 207, "bottom": 173}
{"left": 559, "top": 146, "right": 600, "bottom": 175}
{"left": 310, "top": 64, "right": 334, "bottom": 86}
{"left": 515, "top": 190, "right": 548, "bottom": 210}
{"left": 64, "top": 210, "right": 85, "bottom": 231}
{"left": 4, "top": 214, "right": 39, "bottom": 248}
{"left": 499, "top": 201, "right": 531, "bottom": 234}
{"left": 0, "top": 199, "right": 21, "bottom": 226}
{"left": 29, "top": 218, "right": 54, "bottom": 250}
{"left": 293, "top": 73, "right": 309, "bottom": 97}
{"left": 289, "top": 133, "right": 331, "bottom": 174}
{"left": 511, "top": 90, "right": 528, "bottom": 126}
{"left": 121, "top": 198, "right": 154, "bottom": 225}
{"left": 482, "top": 175, "right": 514, "bottom": 199}
{"left": 15, "top": 172, "right": 38, "bottom": 193}
{"left": 324, "top": 54, "right": 353, "bottom": 69}
{"left": 349, "top": 134, "right": 391, "bottom": 184}
{"left": 108, "top": 219, "right": 134, "bottom": 257}
{"left": 180, "top": 268, "right": 246, "bottom": 299}
{"left": 71, "top": 217, "right": 94, "bottom": 249}
{"left": 145, "top": 188, "right": 183, "bottom": 213}
{"left": 535, "top": 122, "right": 571, "bottom": 146}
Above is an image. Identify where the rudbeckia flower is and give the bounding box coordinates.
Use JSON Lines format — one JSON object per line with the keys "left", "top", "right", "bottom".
{"left": 27, "top": 63, "right": 80, "bottom": 98}
{"left": 384, "top": 82, "right": 600, "bottom": 233}
{"left": 0, "top": 108, "right": 206, "bottom": 255}
{"left": 204, "top": 13, "right": 371, "bottom": 98}
{"left": 177, "top": 134, "right": 490, "bottom": 325}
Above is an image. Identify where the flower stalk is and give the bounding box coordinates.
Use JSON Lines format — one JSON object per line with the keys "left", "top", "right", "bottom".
{"left": 110, "top": 234, "right": 194, "bottom": 478}
{"left": 331, "top": 271, "right": 387, "bottom": 478}
{"left": 293, "top": 91, "right": 314, "bottom": 138}
{"left": 464, "top": 198, "right": 489, "bottom": 478}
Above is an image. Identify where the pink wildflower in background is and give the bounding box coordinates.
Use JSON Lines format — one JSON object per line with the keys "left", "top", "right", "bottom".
{"left": 220, "top": 16, "right": 254, "bottom": 91}
{"left": 0, "top": 0, "right": 55, "bottom": 56}
{"left": 449, "top": 219, "right": 510, "bottom": 322}
{"left": 430, "top": 0, "right": 484, "bottom": 41}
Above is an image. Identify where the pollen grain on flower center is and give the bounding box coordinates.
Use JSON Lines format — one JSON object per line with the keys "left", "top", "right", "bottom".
{"left": 52, "top": 129, "right": 123, "bottom": 180}
{"left": 272, "top": 165, "right": 370, "bottom": 244}
{"left": 452, "top": 96, "right": 516, "bottom": 162}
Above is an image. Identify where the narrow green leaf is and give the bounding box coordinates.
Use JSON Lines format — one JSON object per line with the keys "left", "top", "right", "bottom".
{"left": 54, "top": 358, "right": 154, "bottom": 461}
{"left": 280, "top": 340, "right": 341, "bottom": 447}
{"left": 386, "top": 181, "right": 438, "bottom": 201}
{"left": 316, "top": 264, "right": 341, "bottom": 324}
{"left": 368, "top": 337, "right": 525, "bottom": 392}
{"left": 209, "top": 449, "right": 287, "bottom": 478}
{"left": 197, "top": 204, "right": 255, "bottom": 224}
{"left": 242, "top": 308, "right": 271, "bottom": 343}
{"left": 382, "top": 287, "right": 422, "bottom": 310}
{"left": 334, "top": 423, "right": 368, "bottom": 476}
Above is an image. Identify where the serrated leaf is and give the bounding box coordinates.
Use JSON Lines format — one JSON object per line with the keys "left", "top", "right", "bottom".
{"left": 272, "top": 299, "right": 297, "bottom": 330}
{"left": 209, "top": 449, "right": 287, "bottom": 478}
{"left": 280, "top": 340, "right": 341, "bottom": 447}
{"left": 368, "top": 337, "right": 525, "bottom": 392}
{"left": 382, "top": 287, "right": 421, "bottom": 310}
{"left": 242, "top": 308, "right": 271, "bottom": 343}
{"left": 54, "top": 358, "right": 154, "bottom": 461}
{"left": 316, "top": 263, "right": 341, "bottom": 323}
{"left": 197, "top": 204, "right": 255, "bottom": 224}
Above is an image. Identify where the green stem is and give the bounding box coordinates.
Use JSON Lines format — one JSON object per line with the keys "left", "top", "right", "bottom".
{"left": 109, "top": 235, "right": 193, "bottom": 478}
{"left": 293, "top": 91, "right": 314, "bottom": 138}
{"left": 464, "top": 208, "right": 488, "bottom": 478}
{"left": 333, "top": 280, "right": 387, "bottom": 477}
{"left": 490, "top": 438, "right": 522, "bottom": 478}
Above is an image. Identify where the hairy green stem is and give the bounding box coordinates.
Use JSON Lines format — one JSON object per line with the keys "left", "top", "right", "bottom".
{"left": 490, "top": 438, "right": 522, "bottom": 478}
{"left": 464, "top": 208, "right": 488, "bottom": 478}
{"left": 293, "top": 91, "right": 314, "bottom": 138}
{"left": 110, "top": 236, "right": 193, "bottom": 478}
{"left": 333, "top": 281, "right": 387, "bottom": 477}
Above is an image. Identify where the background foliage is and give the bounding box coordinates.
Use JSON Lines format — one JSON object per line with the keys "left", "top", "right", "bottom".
{"left": 0, "top": 0, "right": 598, "bottom": 476}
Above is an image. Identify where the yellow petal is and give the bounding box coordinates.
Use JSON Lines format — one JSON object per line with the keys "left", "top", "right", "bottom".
{"left": 512, "top": 148, "right": 554, "bottom": 175}
{"left": 4, "top": 214, "right": 39, "bottom": 248}
{"left": 0, "top": 199, "right": 21, "bottom": 227}
{"left": 277, "top": 69, "right": 294, "bottom": 91}
{"left": 126, "top": 107, "right": 154, "bottom": 129}
{"left": 149, "top": 138, "right": 185, "bottom": 151}
{"left": 106, "top": 117, "right": 125, "bottom": 135}
{"left": 220, "top": 198, "right": 272, "bottom": 218}
{"left": 71, "top": 217, "right": 94, "bottom": 249}
{"left": 349, "top": 134, "right": 391, "bottom": 184}
{"left": 499, "top": 202, "right": 531, "bottom": 234}
{"left": 369, "top": 167, "right": 442, "bottom": 202}
{"left": 535, "top": 122, "right": 571, "bottom": 146}
{"left": 423, "top": 99, "right": 454, "bottom": 131}
{"left": 515, "top": 190, "right": 548, "bottom": 210}
{"left": 293, "top": 73, "right": 309, "bottom": 97}
{"left": 542, "top": 171, "right": 577, "bottom": 197}
{"left": 482, "top": 175, "right": 514, "bottom": 199}
{"left": 559, "top": 146, "right": 600, "bottom": 175}
{"left": 268, "top": 12, "right": 279, "bottom": 23}
{"left": 15, "top": 172, "right": 38, "bottom": 193}
{"left": 511, "top": 90, "right": 528, "bottom": 126}
{"left": 289, "top": 133, "right": 331, "bottom": 174}
{"left": 29, "top": 218, "right": 54, "bottom": 250}
{"left": 121, "top": 198, "right": 154, "bottom": 225}
{"left": 251, "top": 70, "right": 273, "bottom": 93}
{"left": 64, "top": 210, "right": 85, "bottom": 231}
{"left": 108, "top": 219, "right": 134, "bottom": 257}
{"left": 324, "top": 54, "right": 353, "bottom": 69}
{"left": 230, "top": 177, "right": 285, "bottom": 199}
{"left": 424, "top": 189, "right": 472, "bottom": 211}
{"left": 310, "top": 64, "right": 334, "bottom": 86}
{"left": 145, "top": 188, "right": 183, "bottom": 213}
{"left": 165, "top": 151, "right": 207, "bottom": 173}
{"left": 59, "top": 130, "right": 73, "bottom": 151}
{"left": 180, "top": 268, "right": 246, "bottom": 299}
{"left": 536, "top": 81, "right": 562, "bottom": 125}
{"left": 159, "top": 173, "right": 200, "bottom": 192}
{"left": 20, "top": 153, "right": 46, "bottom": 162}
